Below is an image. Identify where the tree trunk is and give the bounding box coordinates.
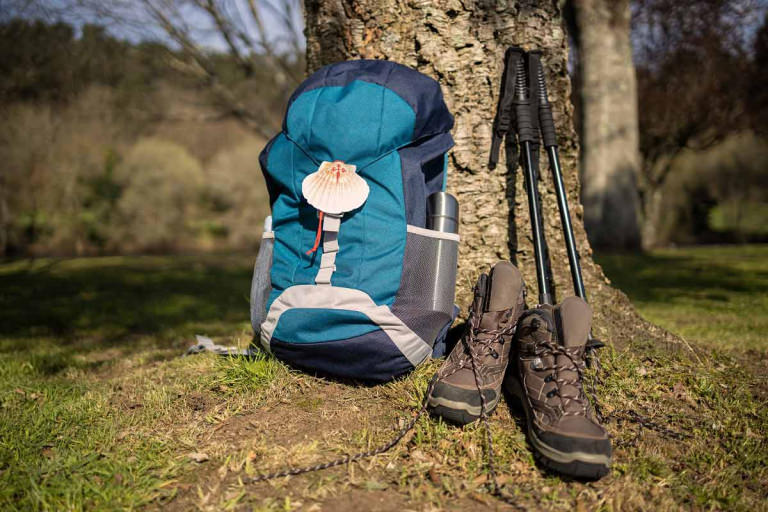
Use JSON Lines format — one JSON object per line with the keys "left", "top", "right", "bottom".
{"left": 640, "top": 155, "right": 674, "bottom": 249}
{"left": 304, "top": 0, "right": 675, "bottom": 348}
{"left": 0, "top": 176, "right": 7, "bottom": 256}
{"left": 572, "top": 0, "right": 642, "bottom": 250}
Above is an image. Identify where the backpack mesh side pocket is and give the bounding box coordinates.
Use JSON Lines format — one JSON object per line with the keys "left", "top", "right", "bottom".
{"left": 390, "top": 226, "right": 458, "bottom": 347}
{"left": 250, "top": 230, "right": 274, "bottom": 334}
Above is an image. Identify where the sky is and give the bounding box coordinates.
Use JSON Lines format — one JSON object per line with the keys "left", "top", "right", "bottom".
{"left": 1, "top": 0, "right": 306, "bottom": 54}
{"left": 6, "top": 0, "right": 765, "bottom": 61}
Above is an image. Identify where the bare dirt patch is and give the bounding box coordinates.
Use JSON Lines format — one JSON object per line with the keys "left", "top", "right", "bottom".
{"left": 162, "top": 377, "right": 410, "bottom": 511}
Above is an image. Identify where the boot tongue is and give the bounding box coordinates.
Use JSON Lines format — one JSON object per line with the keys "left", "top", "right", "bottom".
{"left": 557, "top": 297, "right": 592, "bottom": 348}
{"left": 486, "top": 261, "right": 523, "bottom": 312}
{"left": 479, "top": 262, "right": 522, "bottom": 330}
{"left": 555, "top": 297, "right": 592, "bottom": 415}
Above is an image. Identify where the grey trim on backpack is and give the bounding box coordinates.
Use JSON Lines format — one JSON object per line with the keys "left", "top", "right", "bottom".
{"left": 260, "top": 285, "right": 433, "bottom": 366}
{"left": 315, "top": 213, "right": 342, "bottom": 285}
{"left": 405, "top": 224, "right": 460, "bottom": 242}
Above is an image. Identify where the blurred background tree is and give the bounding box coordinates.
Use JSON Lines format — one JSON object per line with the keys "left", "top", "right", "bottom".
{"left": 0, "top": 0, "right": 766, "bottom": 257}
{"left": 631, "top": 0, "right": 767, "bottom": 247}
{"left": 0, "top": 0, "right": 304, "bottom": 256}
{"left": 568, "top": 0, "right": 643, "bottom": 251}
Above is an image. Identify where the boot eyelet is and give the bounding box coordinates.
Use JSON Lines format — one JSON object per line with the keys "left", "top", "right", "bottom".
{"left": 544, "top": 374, "right": 554, "bottom": 383}
{"left": 546, "top": 390, "right": 557, "bottom": 399}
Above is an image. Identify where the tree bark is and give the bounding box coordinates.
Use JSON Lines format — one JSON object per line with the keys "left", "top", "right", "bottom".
{"left": 572, "top": 0, "right": 642, "bottom": 250}
{"left": 304, "top": 0, "right": 675, "bottom": 348}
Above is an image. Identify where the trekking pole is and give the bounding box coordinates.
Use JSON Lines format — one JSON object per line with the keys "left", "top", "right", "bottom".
{"left": 530, "top": 52, "right": 587, "bottom": 301}
{"left": 513, "top": 52, "right": 553, "bottom": 306}
{"left": 532, "top": 53, "right": 604, "bottom": 351}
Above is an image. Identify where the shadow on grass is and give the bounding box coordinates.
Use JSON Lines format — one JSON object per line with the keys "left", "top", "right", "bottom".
{"left": 0, "top": 253, "right": 254, "bottom": 352}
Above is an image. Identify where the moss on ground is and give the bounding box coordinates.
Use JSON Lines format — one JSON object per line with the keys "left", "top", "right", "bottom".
{"left": 0, "top": 248, "right": 766, "bottom": 510}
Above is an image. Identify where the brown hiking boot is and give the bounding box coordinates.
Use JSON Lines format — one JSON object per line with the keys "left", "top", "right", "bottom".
{"left": 427, "top": 261, "right": 525, "bottom": 425}
{"left": 504, "top": 296, "right": 611, "bottom": 479}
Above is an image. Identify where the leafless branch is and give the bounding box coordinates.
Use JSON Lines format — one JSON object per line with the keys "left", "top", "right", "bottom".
{"left": 51, "top": 0, "right": 304, "bottom": 136}
{"left": 196, "top": 0, "right": 254, "bottom": 76}
{"left": 246, "top": 0, "right": 302, "bottom": 83}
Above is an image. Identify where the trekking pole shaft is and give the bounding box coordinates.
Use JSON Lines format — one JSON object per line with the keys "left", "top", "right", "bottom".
{"left": 536, "top": 62, "right": 587, "bottom": 301}
{"left": 545, "top": 145, "right": 587, "bottom": 300}
{"left": 520, "top": 140, "right": 553, "bottom": 305}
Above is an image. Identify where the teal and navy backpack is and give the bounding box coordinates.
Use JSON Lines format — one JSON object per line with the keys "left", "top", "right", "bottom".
{"left": 250, "top": 60, "right": 458, "bottom": 383}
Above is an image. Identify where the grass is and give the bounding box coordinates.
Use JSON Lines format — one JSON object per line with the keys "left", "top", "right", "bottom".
{"left": 0, "top": 247, "right": 766, "bottom": 510}
{"left": 596, "top": 245, "right": 768, "bottom": 352}
{"left": 0, "top": 254, "right": 255, "bottom": 510}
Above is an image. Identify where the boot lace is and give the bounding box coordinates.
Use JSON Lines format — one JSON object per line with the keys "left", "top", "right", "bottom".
{"left": 531, "top": 340, "right": 590, "bottom": 416}
{"left": 463, "top": 301, "right": 524, "bottom": 509}
{"left": 449, "top": 301, "right": 517, "bottom": 371}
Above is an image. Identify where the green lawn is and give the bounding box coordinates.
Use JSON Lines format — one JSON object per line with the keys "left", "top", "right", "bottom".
{"left": 0, "top": 254, "right": 256, "bottom": 510}
{"left": 596, "top": 245, "right": 768, "bottom": 352}
{"left": 0, "top": 248, "right": 766, "bottom": 510}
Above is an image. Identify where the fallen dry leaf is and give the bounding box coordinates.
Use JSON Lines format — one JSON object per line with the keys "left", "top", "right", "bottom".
{"left": 187, "top": 452, "right": 209, "bottom": 463}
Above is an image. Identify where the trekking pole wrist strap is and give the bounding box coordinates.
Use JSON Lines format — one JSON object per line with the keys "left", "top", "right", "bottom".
{"left": 489, "top": 47, "right": 526, "bottom": 170}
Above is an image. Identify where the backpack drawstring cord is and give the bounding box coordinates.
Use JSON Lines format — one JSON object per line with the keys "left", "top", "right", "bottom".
{"left": 306, "top": 211, "right": 324, "bottom": 255}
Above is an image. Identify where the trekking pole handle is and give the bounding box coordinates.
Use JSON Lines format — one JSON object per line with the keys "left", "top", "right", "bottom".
{"left": 514, "top": 58, "right": 538, "bottom": 144}
{"left": 536, "top": 64, "right": 558, "bottom": 148}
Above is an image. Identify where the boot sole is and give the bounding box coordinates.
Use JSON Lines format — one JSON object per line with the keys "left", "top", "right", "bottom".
{"left": 504, "top": 377, "right": 610, "bottom": 479}
{"left": 427, "top": 394, "right": 500, "bottom": 425}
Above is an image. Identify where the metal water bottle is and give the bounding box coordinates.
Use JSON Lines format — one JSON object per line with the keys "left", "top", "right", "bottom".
{"left": 427, "top": 192, "right": 459, "bottom": 234}
{"left": 425, "top": 192, "right": 459, "bottom": 316}
{"left": 425, "top": 192, "right": 459, "bottom": 358}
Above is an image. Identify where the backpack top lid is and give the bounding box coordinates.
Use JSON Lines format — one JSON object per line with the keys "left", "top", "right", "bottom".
{"left": 282, "top": 60, "right": 454, "bottom": 169}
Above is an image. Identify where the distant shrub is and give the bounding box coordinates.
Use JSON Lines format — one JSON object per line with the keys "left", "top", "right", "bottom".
{"left": 202, "top": 138, "right": 269, "bottom": 250}
{"left": 112, "top": 138, "right": 204, "bottom": 252}
{"left": 0, "top": 85, "right": 271, "bottom": 256}
{"left": 0, "top": 87, "right": 134, "bottom": 255}
{"left": 709, "top": 201, "right": 768, "bottom": 236}
{"left": 654, "top": 132, "right": 768, "bottom": 244}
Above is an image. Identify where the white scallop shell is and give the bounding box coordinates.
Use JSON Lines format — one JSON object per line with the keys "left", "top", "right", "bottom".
{"left": 301, "top": 161, "right": 369, "bottom": 214}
